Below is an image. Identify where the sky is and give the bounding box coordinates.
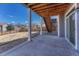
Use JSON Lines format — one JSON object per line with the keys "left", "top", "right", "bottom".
{"left": 50, "top": 16, "right": 57, "bottom": 23}
{"left": 0, "top": 3, "right": 41, "bottom": 24}
{"left": 50, "top": 16, "right": 57, "bottom": 19}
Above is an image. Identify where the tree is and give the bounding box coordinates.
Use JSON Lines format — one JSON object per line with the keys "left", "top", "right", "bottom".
{"left": 19, "top": 26, "right": 27, "bottom": 32}
{"left": 6, "top": 24, "right": 15, "bottom": 31}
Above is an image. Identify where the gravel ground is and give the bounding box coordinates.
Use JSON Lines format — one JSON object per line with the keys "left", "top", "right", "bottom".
{"left": 0, "top": 32, "right": 39, "bottom": 53}
{"left": 0, "top": 32, "right": 27, "bottom": 43}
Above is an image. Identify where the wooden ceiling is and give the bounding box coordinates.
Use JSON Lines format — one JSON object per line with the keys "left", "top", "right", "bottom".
{"left": 25, "top": 3, "right": 71, "bottom": 17}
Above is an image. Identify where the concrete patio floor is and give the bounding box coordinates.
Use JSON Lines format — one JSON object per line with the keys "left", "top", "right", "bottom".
{"left": 0, "top": 35, "right": 79, "bottom": 56}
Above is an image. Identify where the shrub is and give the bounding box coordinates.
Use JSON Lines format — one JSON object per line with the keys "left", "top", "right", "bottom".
{"left": 6, "top": 25, "right": 15, "bottom": 31}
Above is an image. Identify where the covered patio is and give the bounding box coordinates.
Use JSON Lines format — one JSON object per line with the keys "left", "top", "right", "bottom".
{"left": 25, "top": 3, "right": 72, "bottom": 41}
{"left": 0, "top": 3, "right": 79, "bottom": 56}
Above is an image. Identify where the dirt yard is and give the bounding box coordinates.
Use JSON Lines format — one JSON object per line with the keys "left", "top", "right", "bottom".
{"left": 0, "top": 32, "right": 27, "bottom": 43}
{"left": 0, "top": 31, "right": 38, "bottom": 53}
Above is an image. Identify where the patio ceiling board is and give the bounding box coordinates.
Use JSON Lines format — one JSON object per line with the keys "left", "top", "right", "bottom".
{"left": 38, "top": 11, "right": 65, "bottom": 17}
{"left": 33, "top": 3, "right": 65, "bottom": 11}
{"left": 27, "top": 3, "right": 37, "bottom": 7}
{"left": 31, "top": 4, "right": 49, "bottom": 9}
{"left": 36, "top": 4, "right": 70, "bottom": 13}
{"left": 26, "top": 3, "right": 70, "bottom": 17}
{"left": 37, "top": 6, "right": 68, "bottom": 17}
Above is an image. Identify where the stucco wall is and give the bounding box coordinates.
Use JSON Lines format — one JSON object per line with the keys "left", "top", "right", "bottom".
{"left": 0, "top": 25, "right": 7, "bottom": 32}
{"left": 3, "top": 25, "right": 7, "bottom": 32}
{"left": 59, "top": 15, "right": 65, "bottom": 37}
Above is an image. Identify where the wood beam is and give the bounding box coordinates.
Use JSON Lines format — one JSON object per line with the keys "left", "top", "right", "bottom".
{"left": 35, "top": 4, "right": 70, "bottom": 17}
{"left": 27, "top": 4, "right": 35, "bottom": 6}
{"left": 31, "top": 4, "right": 48, "bottom": 9}
{"left": 33, "top": 3, "right": 65, "bottom": 11}
{"left": 36, "top": 4, "right": 70, "bottom": 13}
{"left": 38, "top": 9, "right": 66, "bottom": 17}
{"left": 43, "top": 16, "right": 53, "bottom": 32}
{"left": 27, "top": 3, "right": 39, "bottom": 7}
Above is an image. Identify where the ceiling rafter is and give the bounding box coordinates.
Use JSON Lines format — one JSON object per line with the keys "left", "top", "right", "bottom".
{"left": 37, "top": 6, "right": 69, "bottom": 17}
{"left": 27, "top": 4, "right": 35, "bottom": 6}
{"left": 35, "top": 4, "right": 70, "bottom": 12}
{"left": 38, "top": 10, "right": 65, "bottom": 17}
{"left": 31, "top": 4, "right": 49, "bottom": 9}
{"left": 35, "top": 4, "right": 69, "bottom": 17}
{"left": 33, "top": 3, "right": 66, "bottom": 11}
{"left": 36, "top": 4, "right": 69, "bottom": 13}
{"left": 27, "top": 3, "right": 39, "bottom": 7}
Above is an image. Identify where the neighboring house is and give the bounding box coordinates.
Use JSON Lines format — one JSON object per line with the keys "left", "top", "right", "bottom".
{"left": 14, "top": 24, "right": 27, "bottom": 32}
{"left": 0, "top": 23, "right": 8, "bottom": 33}
{"left": 14, "top": 26, "right": 21, "bottom": 32}
{"left": 31, "top": 24, "right": 39, "bottom": 31}
{"left": 42, "top": 23, "right": 47, "bottom": 31}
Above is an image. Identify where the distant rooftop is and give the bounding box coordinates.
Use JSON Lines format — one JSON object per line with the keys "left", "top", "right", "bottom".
{"left": 0, "top": 23, "right": 7, "bottom": 26}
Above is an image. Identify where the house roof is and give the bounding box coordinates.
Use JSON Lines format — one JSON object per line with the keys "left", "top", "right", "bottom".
{"left": 0, "top": 23, "right": 7, "bottom": 26}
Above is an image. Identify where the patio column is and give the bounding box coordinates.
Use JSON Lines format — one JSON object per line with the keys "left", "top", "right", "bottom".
{"left": 40, "top": 17, "right": 43, "bottom": 35}
{"left": 28, "top": 8, "right": 32, "bottom": 41}
{"left": 57, "top": 15, "right": 60, "bottom": 37}
{"left": 75, "top": 3, "right": 78, "bottom": 50}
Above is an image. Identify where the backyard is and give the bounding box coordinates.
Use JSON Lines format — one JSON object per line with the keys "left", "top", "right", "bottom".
{"left": 0, "top": 32, "right": 27, "bottom": 43}
{"left": 0, "top": 31, "right": 38, "bottom": 53}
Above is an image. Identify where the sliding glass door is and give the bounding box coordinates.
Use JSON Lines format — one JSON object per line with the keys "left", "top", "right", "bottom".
{"left": 69, "top": 13, "right": 75, "bottom": 45}
{"left": 66, "top": 12, "right": 75, "bottom": 46}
